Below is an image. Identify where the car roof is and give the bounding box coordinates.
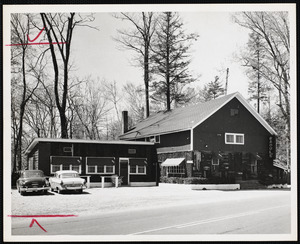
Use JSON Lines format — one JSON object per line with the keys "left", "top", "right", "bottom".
{"left": 55, "top": 170, "right": 79, "bottom": 174}
{"left": 22, "top": 170, "right": 44, "bottom": 173}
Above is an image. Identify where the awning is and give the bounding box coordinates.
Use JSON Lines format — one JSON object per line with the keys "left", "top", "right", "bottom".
{"left": 161, "top": 158, "right": 185, "bottom": 167}
{"left": 129, "top": 158, "right": 147, "bottom": 166}
{"left": 273, "top": 159, "right": 288, "bottom": 171}
{"left": 86, "top": 157, "right": 115, "bottom": 166}
{"left": 51, "top": 156, "right": 81, "bottom": 165}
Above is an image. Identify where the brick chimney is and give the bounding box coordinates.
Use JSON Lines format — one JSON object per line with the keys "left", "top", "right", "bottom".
{"left": 122, "top": 111, "right": 128, "bottom": 134}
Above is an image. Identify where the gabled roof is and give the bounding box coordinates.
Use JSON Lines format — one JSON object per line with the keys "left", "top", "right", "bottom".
{"left": 119, "top": 92, "right": 277, "bottom": 140}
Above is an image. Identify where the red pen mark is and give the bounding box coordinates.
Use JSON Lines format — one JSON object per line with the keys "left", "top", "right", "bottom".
{"left": 9, "top": 214, "right": 77, "bottom": 233}
{"left": 6, "top": 26, "right": 67, "bottom": 46}
{"left": 29, "top": 218, "right": 47, "bottom": 232}
{"left": 6, "top": 42, "right": 67, "bottom": 46}
{"left": 27, "top": 27, "right": 45, "bottom": 42}
{"left": 8, "top": 214, "right": 77, "bottom": 218}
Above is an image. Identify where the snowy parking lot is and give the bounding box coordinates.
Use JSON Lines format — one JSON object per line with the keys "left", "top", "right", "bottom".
{"left": 10, "top": 184, "right": 291, "bottom": 218}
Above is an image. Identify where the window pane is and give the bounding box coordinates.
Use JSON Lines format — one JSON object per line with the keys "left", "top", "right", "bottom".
{"left": 98, "top": 166, "right": 104, "bottom": 173}
{"left": 236, "top": 135, "right": 244, "bottom": 143}
{"left": 226, "top": 134, "right": 234, "bottom": 143}
{"left": 106, "top": 166, "right": 114, "bottom": 173}
{"left": 62, "top": 164, "right": 70, "bottom": 170}
{"left": 87, "top": 165, "right": 96, "bottom": 173}
{"left": 72, "top": 165, "right": 80, "bottom": 173}
{"left": 137, "top": 166, "right": 145, "bottom": 174}
{"left": 130, "top": 166, "right": 136, "bottom": 173}
{"left": 52, "top": 165, "right": 60, "bottom": 172}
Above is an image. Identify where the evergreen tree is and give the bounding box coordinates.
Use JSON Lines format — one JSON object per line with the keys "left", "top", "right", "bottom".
{"left": 150, "top": 12, "right": 198, "bottom": 110}
{"left": 200, "top": 76, "right": 225, "bottom": 102}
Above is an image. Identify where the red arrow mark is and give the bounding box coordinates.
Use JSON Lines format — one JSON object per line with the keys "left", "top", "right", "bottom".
{"left": 27, "top": 27, "right": 45, "bottom": 42}
{"left": 29, "top": 218, "right": 47, "bottom": 232}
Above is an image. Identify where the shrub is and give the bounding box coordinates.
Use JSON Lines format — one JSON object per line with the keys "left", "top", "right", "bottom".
{"left": 183, "top": 177, "right": 208, "bottom": 184}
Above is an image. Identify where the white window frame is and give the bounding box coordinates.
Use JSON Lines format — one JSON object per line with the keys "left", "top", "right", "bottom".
{"left": 86, "top": 165, "right": 115, "bottom": 174}
{"left": 50, "top": 164, "right": 82, "bottom": 174}
{"left": 149, "top": 135, "right": 160, "bottom": 144}
{"left": 212, "top": 158, "right": 219, "bottom": 165}
{"left": 51, "top": 164, "right": 62, "bottom": 174}
{"left": 86, "top": 157, "right": 115, "bottom": 175}
{"left": 129, "top": 165, "right": 147, "bottom": 175}
{"left": 166, "top": 166, "right": 185, "bottom": 174}
{"left": 225, "top": 133, "right": 244, "bottom": 145}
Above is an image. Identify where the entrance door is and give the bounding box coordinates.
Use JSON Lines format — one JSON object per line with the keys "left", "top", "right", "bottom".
{"left": 119, "top": 159, "right": 129, "bottom": 185}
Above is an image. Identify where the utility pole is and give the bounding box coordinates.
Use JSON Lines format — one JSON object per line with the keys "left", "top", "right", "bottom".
{"left": 225, "top": 68, "right": 229, "bottom": 95}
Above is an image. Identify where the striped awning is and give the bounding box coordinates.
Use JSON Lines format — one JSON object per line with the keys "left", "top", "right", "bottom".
{"left": 161, "top": 158, "right": 185, "bottom": 167}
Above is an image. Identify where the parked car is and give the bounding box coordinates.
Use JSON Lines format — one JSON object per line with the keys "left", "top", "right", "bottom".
{"left": 49, "top": 170, "right": 86, "bottom": 194}
{"left": 16, "top": 170, "right": 50, "bottom": 195}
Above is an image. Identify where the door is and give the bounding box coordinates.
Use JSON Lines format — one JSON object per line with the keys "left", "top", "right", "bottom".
{"left": 119, "top": 158, "right": 129, "bottom": 185}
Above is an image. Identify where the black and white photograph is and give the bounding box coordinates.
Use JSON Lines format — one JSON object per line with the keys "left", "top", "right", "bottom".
{"left": 2, "top": 2, "right": 297, "bottom": 242}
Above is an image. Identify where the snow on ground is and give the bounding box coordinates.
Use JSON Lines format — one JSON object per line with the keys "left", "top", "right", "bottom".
{"left": 10, "top": 184, "right": 290, "bottom": 218}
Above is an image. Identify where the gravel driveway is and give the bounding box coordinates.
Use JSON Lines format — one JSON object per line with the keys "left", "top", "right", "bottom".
{"left": 10, "top": 184, "right": 290, "bottom": 218}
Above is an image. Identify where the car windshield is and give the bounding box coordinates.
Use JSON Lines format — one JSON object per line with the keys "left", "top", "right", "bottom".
{"left": 61, "top": 173, "right": 79, "bottom": 178}
{"left": 23, "top": 171, "right": 44, "bottom": 178}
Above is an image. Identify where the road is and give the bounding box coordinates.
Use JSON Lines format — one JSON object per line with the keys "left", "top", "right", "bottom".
{"left": 11, "top": 191, "right": 291, "bottom": 236}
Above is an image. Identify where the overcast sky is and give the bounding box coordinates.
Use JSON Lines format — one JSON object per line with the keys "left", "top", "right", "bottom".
{"left": 71, "top": 11, "right": 250, "bottom": 98}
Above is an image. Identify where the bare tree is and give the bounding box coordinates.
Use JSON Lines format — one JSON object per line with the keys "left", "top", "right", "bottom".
{"left": 40, "top": 13, "right": 96, "bottom": 138}
{"left": 11, "top": 14, "right": 41, "bottom": 174}
{"left": 123, "top": 82, "right": 145, "bottom": 127}
{"left": 114, "top": 12, "right": 157, "bottom": 118}
{"left": 70, "top": 78, "right": 111, "bottom": 140}
{"left": 233, "top": 12, "right": 290, "bottom": 137}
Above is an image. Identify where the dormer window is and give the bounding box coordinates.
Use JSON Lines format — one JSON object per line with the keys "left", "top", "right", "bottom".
{"left": 149, "top": 135, "right": 160, "bottom": 144}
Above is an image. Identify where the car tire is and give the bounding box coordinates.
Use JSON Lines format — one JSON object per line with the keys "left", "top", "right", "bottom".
{"left": 78, "top": 189, "right": 83, "bottom": 194}
{"left": 20, "top": 191, "right": 24, "bottom": 196}
{"left": 57, "top": 188, "right": 62, "bottom": 194}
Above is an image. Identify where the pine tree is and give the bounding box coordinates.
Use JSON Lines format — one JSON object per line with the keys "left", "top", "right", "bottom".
{"left": 150, "top": 12, "right": 198, "bottom": 110}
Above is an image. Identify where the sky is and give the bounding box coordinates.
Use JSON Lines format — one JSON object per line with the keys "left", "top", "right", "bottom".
{"left": 71, "top": 11, "right": 251, "bottom": 98}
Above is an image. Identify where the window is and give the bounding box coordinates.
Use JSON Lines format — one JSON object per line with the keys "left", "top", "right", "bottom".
{"left": 51, "top": 164, "right": 61, "bottom": 173}
{"left": 106, "top": 166, "right": 114, "bottom": 173}
{"left": 212, "top": 158, "right": 219, "bottom": 165}
{"left": 226, "top": 134, "right": 234, "bottom": 143}
{"left": 149, "top": 135, "right": 160, "bottom": 144}
{"left": 62, "top": 164, "right": 70, "bottom": 170}
{"left": 50, "top": 164, "right": 82, "bottom": 174}
{"left": 236, "top": 135, "right": 244, "bottom": 144}
{"left": 130, "top": 165, "right": 146, "bottom": 175}
{"left": 225, "top": 133, "right": 244, "bottom": 145}
{"left": 137, "top": 166, "right": 145, "bottom": 174}
{"left": 86, "top": 157, "right": 115, "bottom": 174}
{"left": 230, "top": 109, "right": 239, "bottom": 116}
{"left": 129, "top": 158, "right": 147, "bottom": 175}
{"left": 87, "top": 165, "right": 96, "bottom": 173}
{"left": 97, "top": 165, "right": 105, "bottom": 173}
{"left": 71, "top": 165, "right": 81, "bottom": 173}
{"left": 166, "top": 166, "right": 185, "bottom": 174}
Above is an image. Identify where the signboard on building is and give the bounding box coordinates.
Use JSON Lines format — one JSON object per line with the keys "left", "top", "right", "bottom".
{"left": 268, "top": 136, "right": 276, "bottom": 159}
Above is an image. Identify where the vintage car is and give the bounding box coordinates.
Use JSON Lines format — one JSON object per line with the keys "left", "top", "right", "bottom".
{"left": 49, "top": 170, "right": 86, "bottom": 194}
{"left": 16, "top": 170, "right": 50, "bottom": 195}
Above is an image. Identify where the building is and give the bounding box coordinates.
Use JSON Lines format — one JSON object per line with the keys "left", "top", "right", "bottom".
{"left": 24, "top": 138, "right": 159, "bottom": 187}
{"left": 119, "top": 92, "right": 278, "bottom": 183}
